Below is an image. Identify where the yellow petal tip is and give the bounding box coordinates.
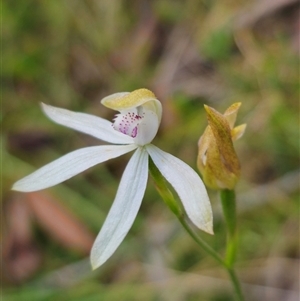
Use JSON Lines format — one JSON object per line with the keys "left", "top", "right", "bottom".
{"left": 101, "top": 88, "right": 156, "bottom": 110}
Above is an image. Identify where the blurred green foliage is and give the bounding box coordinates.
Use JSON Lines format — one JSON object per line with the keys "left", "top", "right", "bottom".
{"left": 2, "top": 0, "right": 299, "bottom": 300}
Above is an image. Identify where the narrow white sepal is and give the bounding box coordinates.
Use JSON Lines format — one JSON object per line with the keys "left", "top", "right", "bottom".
{"left": 12, "top": 144, "right": 138, "bottom": 192}
{"left": 146, "top": 144, "right": 213, "bottom": 234}
{"left": 90, "top": 147, "right": 148, "bottom": 269}
{"left": 41, "top": 103, "right": 134, "bottom": 144}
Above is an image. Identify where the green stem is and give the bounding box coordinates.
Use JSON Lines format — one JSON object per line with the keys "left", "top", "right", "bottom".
{"left": 149, "top": 158, "right": 244, "bottom": 301}
{"left": 227, "top": 268, "right": 245, "bottom": 301}
{"left": 220, "top": 189, "right": 237, "bottom": 267}
{"left": 179, "top": 215, "right": 244, "bottom": 301}
{"left": 177, "top": 215, "right": 226, "bottom": 268}
{"left": 220, "top": 189, "right": 244, "bottom": 301}
{"left": 148, "top": 158, "right": 182, "bottom": 217}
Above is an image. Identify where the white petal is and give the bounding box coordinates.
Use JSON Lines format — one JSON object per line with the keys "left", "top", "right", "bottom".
{"left": 12, "top": 144, "right": 138, "bottom": 192}
{"left": 42, "top": 103, "right": 134, "bottom": 144}
{"left": 90, "top": 147, "right": 148, "bottom": 269}
{"left": 146, "top": 144, "right": 213, "bottom": 234}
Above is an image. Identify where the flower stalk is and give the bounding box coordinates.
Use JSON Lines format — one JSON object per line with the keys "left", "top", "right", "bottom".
{"left": 149, "top": 158, "right": 244, "bottom": 300}
{"left": 148, "top": 158, "right": 182, "bottom": 218}
{"left": 220, "top": 189, "right": 244, "bottom": 301}
{"left": 220, "top": 189, "right": 237, "bottom": 267}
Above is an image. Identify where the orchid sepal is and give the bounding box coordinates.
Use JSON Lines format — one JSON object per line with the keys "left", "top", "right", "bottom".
{"left": 197, "top": 103, "right": 246, "bottom": 190}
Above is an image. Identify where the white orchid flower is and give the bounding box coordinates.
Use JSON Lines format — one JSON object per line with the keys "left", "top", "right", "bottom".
{"left": 12, "top": 88, "right": 213, "bottom": 269}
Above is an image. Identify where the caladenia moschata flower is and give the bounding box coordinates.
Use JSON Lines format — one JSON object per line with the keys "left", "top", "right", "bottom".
{"left": 12, "top": 88, "right": 213, "bottom": 269}
{"left": 197, "top": 103, "right": 246, "bottom": 190}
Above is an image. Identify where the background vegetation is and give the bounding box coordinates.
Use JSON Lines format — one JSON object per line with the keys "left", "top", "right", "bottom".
{"left": 2, "top": 0, "right": 299, "bottom": 300}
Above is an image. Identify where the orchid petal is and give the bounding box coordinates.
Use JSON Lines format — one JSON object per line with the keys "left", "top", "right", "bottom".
{"left": 12, "top": 144, "right": 138, "bottom": 192}
{"left": 90, "top": 147, "right": 148, "bottom": 269}
{"left": 41, "top": 103, "right": 134, "bottom": 144}
{"left": 146, "top": 144, "right": 213, "bottom": 234}
{"left": 231, "top": 123, "right": 247, "bottom": 141}
{"left": 224, "top": 102, "right": 241, "bottom": 129}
